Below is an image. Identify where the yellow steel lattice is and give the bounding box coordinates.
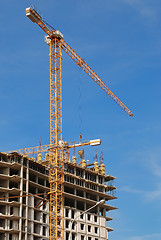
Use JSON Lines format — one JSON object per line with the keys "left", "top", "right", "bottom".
{"left": 49, "top": 39, "right": 64, "bottom": 240}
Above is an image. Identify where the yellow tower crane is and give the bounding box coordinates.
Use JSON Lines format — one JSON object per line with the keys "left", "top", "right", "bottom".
{"left": 25, "top": 6, "right": 133, "bottom": 240}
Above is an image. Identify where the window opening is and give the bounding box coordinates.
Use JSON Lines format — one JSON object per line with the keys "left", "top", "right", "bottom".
{"left": 81, "top": 223, "right": 84, "bottom": 230}
{"left": 88, "top": 225, "right": 91, "bottom": 232}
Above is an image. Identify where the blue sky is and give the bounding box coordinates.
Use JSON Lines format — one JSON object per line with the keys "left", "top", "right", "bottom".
{"left": 0, "top": 0, "right": 161, "bottom": 239}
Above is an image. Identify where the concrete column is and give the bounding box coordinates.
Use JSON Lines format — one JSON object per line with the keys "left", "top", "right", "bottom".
{"left": 25, "top": 159, "right": 29, "bottom": 240}
{"left": 19, "top": 157, "right": 23, "bottom": 240}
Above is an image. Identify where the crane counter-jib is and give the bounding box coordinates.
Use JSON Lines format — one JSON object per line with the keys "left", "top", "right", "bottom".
{"left": 25, "top": 7, "right": 42, "bottom": 23}
{"left": 26, "top": 7, "right": 64, "bottom": 40}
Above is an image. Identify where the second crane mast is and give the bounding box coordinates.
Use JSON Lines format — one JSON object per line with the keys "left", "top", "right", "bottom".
{"left": 25, "top": 6, "right": 133, "bottom": 240}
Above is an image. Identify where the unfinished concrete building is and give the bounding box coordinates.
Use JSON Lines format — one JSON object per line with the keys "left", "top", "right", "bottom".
{"left": 0, "top": 151, "right": 116, "bottom": 240}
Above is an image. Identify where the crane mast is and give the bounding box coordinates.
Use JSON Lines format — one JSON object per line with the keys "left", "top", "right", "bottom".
{"left": 26, "top": 7, "right": 64, "bottom": 239}
{"left": 49, "top": 39, "right": 63, "bottom": 239}
{"left": 25, "top": 6, "right": 133, "bottom": 240}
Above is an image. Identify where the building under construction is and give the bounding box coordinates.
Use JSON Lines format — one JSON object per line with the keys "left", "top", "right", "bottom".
{"left": 0, "top": 151, "right": 116, "bottom": 240}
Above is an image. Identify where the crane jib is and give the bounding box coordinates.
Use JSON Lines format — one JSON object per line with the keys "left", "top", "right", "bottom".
{"left": 61, "top": 40, "right": 133, "bottom": 117}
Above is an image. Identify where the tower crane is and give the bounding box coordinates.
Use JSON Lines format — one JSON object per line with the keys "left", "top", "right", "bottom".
{"left": 25, "top": 6, "right": 133, "bottom": 240}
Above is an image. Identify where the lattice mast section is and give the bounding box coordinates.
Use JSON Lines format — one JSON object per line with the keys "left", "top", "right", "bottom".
{"left": 49, "top": 38, "right": 64, "bottom": 240}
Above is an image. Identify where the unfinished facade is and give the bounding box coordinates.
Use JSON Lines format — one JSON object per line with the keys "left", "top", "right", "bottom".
{"left": 0, "top": 152, "right": 116, "bottom": 240}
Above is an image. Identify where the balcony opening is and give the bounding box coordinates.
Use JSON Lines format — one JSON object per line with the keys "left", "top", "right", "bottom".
{"left": 64, "top": 197, "right": 74, "bottom": 208}
{"left": 77, "top": 201, "right": 84, "bottom": 211}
